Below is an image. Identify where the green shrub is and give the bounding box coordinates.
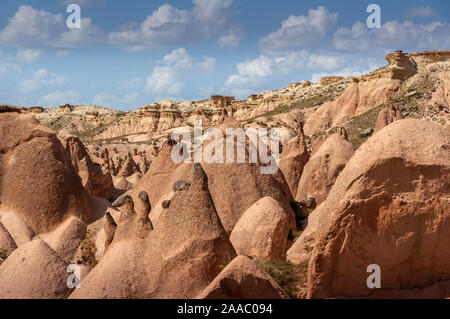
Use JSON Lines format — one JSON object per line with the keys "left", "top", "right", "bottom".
{"left": 79, "top": 230, "right": 98, "bottom": 267}
{"left": 257, "top": 259, "right": 308, "bottom": 298}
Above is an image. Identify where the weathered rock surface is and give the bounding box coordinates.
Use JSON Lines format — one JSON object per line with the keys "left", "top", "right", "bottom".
{"left": 0, "top": 239, "right": 72, "bottom": 298}
{"left": 374, "top": 100, "right": 403, "bottom": 133}
{"left": 279, "top": 123, "right": 309, "bottom": 196}
{"left": 307, "top": 119, "right": 450, "bottom": 298}
{"left": 296, "top": 129, "right": 354, "bottom": 205}
{"left": 304, "top": 78, "right": 401, "bottom": 135}
{"left": 70, "top": 164, "right": 236, "bottom": 298}
{"left": 0, "top": 222, "right": 17, "bottom": 253}
{"left": 0, "top": 113, "right": 93, "bottom": 233}
{"left": 230, "top": 196, "right": 291, "bottom": 261}
{"left": 60, "top": 133, "right": 115, "bottom": 200}
{"left": 197, "top": 256, "right": 289, "bottom": 299}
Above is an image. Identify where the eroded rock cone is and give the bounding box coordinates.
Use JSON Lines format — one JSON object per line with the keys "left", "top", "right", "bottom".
{"left": 60, "top": 133, "right": 115, "bottom": 200}
{"left": 0, "top": 239, "right": 72, "bottom": 298}
{"left": 307, "top": 119, "right": 450, "bottom": 299}
{"left": 70, "top": 163, "right": 236, "bottom": 298}
{"left": 130, "top": 119, "right": 296, "bottom": 235}
{"left": 296, "top": 129, "right": 354, "bottom": 205}
{"left": 374, "top": 100, "right": 403, "bottom": 133}
{"left": 230, "top": 196, "right": 291, "bottom": 261}
{"left": 117, "top": 153, "right": 140, "bottom": 178}
{"left": 278, "top": 123, "right": 309, "bottom": 196}
{"left": 197, "top": 256, "right": 289, "bottom": 299}
{"left": 0, "top": 113, "right": 93, "bottom": 234}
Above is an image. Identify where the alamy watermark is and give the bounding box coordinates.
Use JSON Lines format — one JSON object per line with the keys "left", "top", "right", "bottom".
{"left": 367, "top": 4, "right": 381, "bottom": 29}
{"left": 170, "top": 120, "right": 280, "bottom": 175}
{"left": 66, "top": 264, "right": 81, "bottom": 289}
{"left": 66, "top": 4, "right": 81, "bottom": 29}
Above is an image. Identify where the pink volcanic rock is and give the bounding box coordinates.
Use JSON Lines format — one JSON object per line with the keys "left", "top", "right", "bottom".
{"left": 197, "top": 255, "right": 289, "bottom": 299}
{"left": 296, "top": 128, "right": 354, "bottom": 205}
{"left": 307, "top": 119, "right": 450, "bottom": 298}
{"left": 0, "top": 113, "right": 93, "bottom": 233}
{"left": 278, "top": 123, "right": 309, "bottom": 196}
{"left": 230, "top": 196, "right": 291, "bottom": 261}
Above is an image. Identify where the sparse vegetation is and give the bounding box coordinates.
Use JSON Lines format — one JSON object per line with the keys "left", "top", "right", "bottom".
{"left": 257, "top": 259, "right": 309, "bottom": 298}
{"left": 79, "top": 229, "right": 98, "bottom": 267}
{"left": 0, "top": 249, "right": 10, "bottom": 265}
{"left": 343, "top": 104, "right": 384, "bottom": 149}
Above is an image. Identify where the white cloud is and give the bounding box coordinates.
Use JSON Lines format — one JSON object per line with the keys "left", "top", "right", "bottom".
{"left": 218, "top": 29, "right": 244, "bottom": 49}
{"left": 93, "top": 92, "right": 138, "bottom": 107}
{"left": 18, "top": 68, "right": 68, "bottom": 93}
{"left": 163, "top": 48, "right": 193, "bottom": 68}
{"left": 0, "top": 49, "right": 42, "bottom": 64}
{"left": 307, "top": 54, "right": 342, "bottom": 71}
{"left": 38, "top": 90, "right": 80, "bottom": 107}
{"left": 146, "top": 66, "right": 183, "bottom": 96}
{"left": 197, "top": 56, "right": 216, "bottom": 72}
{"left": 259, "top": 6, "right": 338, "bottom": 50}
{"left": 16, "top": 49, "right": 42, "bottom": 62}
{"left": 334, "top": 20, "right": 450, "bottom": 52}
{"left": 116, "top": 77, "right": 144, "bottom": 90}
{"left": 223, "top": 52, "right": 308, "bottom": 97}
{"left": 0, "top": 5, "right": 102, "bottom": 49}
{"left": 109, "top": 0, "right": 243, "bottom": 51}
{"left": 145, "top": 48, "right": 215, "bottom": 96}
{"left": 405, "top": 6, "right": 438, "bottom": 18}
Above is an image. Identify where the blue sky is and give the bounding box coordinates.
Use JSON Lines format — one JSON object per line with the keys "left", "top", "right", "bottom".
{"left": 0, "top": 0, "right": 449, "bottom": 110}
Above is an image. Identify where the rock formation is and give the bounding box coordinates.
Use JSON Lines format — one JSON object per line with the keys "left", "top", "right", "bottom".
{"left": 70, "top": 164, "right": 236, "bottom": 298}
{"left": 278, "top": 123, "right": 309, "bottom": 196}
{"left": 0, "top": 113, "right": 93, "bottom": 233}
{"left": 60, "top": 133, "right": 115, "bottom": 200}
{"left": 0, "top": 239, "right": 72, "bottom": 298}
{"left": 230, "top": 196, "right": 291, "bottom": 261}
{"left": 374, "top": 100, "right": 403, "bottom": 133}
{"left": 296, "top": 128, "right": 354, "bottom": 205}
{"left": 307, "top": 119, "right": 450, "bottom": 298}
{"left": 117, "top": 153, "right": 140, "bottom": 178}
{"left": 197, "top": 256, "right": 289, "bottom": 299}
{"left": 320, "top": 76, "right": 344, "bottom": 86}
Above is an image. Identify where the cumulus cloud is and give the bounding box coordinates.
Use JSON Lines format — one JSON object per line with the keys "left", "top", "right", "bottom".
{"left": 0, "top": 63, "right": 19, "bottom": 76}
{"left": 223, "top": 52, "right": 309, "bottom": 97}
{"left": 307, "top": 54, "right": 342, "bottom": 71}
{"left": 18, "top": 68, "right": 68, "bottom": 94}
{"left": 334, "top": 20, "right": 450, "bottom": 52}
{"left": 93, "top": 92, "right": 139, "bottom": 108}
{"left": 0, "top": 5, "right": 103, "bottom": 49}
{"left": 259, "top": 6, "right": 338, "bottom": 50}
{"left": 0, "top": 49, "right": 42, "bottom": 63}
{"left": 145, "top": 48, "right": 215, "bottom": 96}
{"left": 405, "top": 6, "right": 438, "bottom": 19}
{"left": 38, "top": 90, "right": 80, "bottom": 107}
{"left": 109, "top": 0, "right": 243, "bottom": 51}
{"left": 16, "top": 49, "right": 42, "bottom": 63}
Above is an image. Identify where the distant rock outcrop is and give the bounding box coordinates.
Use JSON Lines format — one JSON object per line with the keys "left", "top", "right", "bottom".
{"left": 374, "top": 100, "right": 403, "bottom": 133}
{"left": 296, "top": 129, "right": 354, "bottom": 205}
{"left": 117, "top": 152, "right": 140, "bottom": 178}
{"left": 279, "top": 123, "right": 309, "bottom": 196}
{"left": 60, "top": 133, "right": 115, "bottom": 200}
{"left": 307, "top": 119, "right": 450, "bottom": 298}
